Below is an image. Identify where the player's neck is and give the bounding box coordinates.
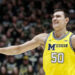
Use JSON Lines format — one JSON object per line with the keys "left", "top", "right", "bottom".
{"left": 54, "top": 28, "right": 68, "bottom": 38}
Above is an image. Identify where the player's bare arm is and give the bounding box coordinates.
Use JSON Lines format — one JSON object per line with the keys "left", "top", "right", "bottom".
{"left": 0, "top": 33, "right": 48, "bottom": 55}
{"left": 71, "top": 35, "right": 75, "bottom": 49}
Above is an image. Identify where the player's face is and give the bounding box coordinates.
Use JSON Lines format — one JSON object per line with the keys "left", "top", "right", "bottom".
{"left": 52, "top": 11, "right": 69, "bottom": 31}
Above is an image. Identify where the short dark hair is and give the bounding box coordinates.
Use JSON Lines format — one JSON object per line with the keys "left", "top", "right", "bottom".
{"left": 53, "top": 9, "right": 69, "bottom": 18}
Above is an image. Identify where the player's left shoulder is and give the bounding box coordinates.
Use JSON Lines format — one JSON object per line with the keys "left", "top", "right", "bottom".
{"left": 71, "top": 35, "right": 75, "bottom": 49}
{"left": 33, "top": 33, "right": 48, "bottom": 44}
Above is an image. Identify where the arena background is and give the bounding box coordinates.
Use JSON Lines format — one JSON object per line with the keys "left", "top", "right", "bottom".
{"left": 0, "top": 0, "right": 75, "bottom": 75}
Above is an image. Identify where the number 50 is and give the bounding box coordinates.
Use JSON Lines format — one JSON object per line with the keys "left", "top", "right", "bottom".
{"left": 51, "top": 52, "right": 64, "bottom": 63}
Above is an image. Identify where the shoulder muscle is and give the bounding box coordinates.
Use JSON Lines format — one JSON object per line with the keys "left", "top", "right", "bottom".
{"left": 33, "top": 33, "right": 48, "bottom": 45}
{"left": 71, "top": 35, "right": 75, "bottom": 49}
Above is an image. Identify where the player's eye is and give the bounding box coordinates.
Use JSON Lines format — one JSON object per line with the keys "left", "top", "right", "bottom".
{"left": 56, "top": 15, "right": 61, "bottom": 18}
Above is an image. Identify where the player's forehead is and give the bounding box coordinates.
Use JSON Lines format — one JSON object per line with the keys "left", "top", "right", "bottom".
{"left": 53, "top": 11, "right": 64, "bottom": 16}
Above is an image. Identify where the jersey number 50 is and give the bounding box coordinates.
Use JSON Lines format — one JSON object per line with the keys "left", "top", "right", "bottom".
{"left": 51, "top": 52, "right": 64, "bottom": 63}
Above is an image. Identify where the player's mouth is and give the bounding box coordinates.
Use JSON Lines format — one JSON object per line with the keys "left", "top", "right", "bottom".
{"left": 53, "top": 21, "right": 59, "bottom": 25}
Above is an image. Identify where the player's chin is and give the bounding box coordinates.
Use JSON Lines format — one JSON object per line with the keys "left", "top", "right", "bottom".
{"left": 53, "top": 24, "right": 59, "bottom": 28}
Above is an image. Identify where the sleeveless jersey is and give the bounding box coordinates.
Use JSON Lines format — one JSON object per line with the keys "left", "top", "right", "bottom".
{"left": 43, "top": 31, "right": 75, "bottom": 75}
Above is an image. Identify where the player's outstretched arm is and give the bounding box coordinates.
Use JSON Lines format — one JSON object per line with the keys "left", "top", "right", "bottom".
{"left": 0, "top": 33, "right": 47, "bottom": 55}
{"left": 71, "top": 35, "right": 75, "bottom": 49}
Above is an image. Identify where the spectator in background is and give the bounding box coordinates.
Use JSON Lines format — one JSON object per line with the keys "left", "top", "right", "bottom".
{"left": 37, "top": 68, "right": 45, "bottom": 75}
{"left": 19, "top": 56, "right": 30, "bottom": 75}
{"left": 27, "top": 65, "right": 34, "bottom": 75}
{"left": 12, "top": 67, "right": 19, "bottom": 75}
{"left": 0, "top": 65, "right": 7, "bottom": 75}
{"left": 36, "top": 57, "right": 43, "bottom": 74}
{"left": 5, "top": 56, "right": 17, "bottom": 75}
{"left": 29, "top": 26, "right": 36, "bottom": 39}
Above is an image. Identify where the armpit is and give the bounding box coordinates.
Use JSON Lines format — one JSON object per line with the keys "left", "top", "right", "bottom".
{"left": 40, "top": 44, "right": 45, "bottom": 50}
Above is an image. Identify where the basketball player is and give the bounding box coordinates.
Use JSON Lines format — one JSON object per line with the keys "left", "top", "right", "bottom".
{"left": 0, "top": 9, "right": 75, "bottom": 75}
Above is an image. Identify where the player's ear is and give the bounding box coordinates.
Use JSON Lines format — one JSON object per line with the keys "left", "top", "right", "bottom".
{"left": 65, "top": 17, "right": 69, "bottom": 24}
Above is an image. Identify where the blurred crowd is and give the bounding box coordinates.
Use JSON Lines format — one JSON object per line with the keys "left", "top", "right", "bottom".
{"left": 0, "top": 0, "right": 75, "bottom": 75}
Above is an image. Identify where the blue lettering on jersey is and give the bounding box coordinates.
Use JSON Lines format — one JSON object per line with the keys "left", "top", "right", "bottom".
{"left": 48, "top": 44, "right": 55, "bottom": 50}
